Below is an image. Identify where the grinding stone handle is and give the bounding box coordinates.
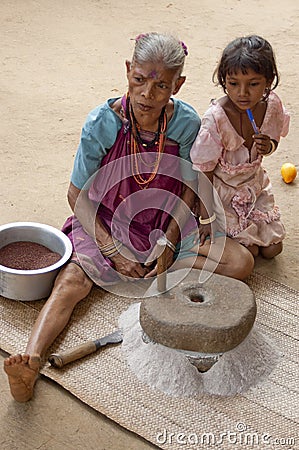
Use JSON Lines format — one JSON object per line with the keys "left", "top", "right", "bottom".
{"left": 48, "top": 341, "right": 97, "bottom": 368}
{"left": 157, "top": 241, "right": 167, "bottom": 292}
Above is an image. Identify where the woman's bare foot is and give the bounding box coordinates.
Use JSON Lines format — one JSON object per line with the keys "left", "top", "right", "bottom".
{"left": 4, "top": 354, "right": 41, "bottom": 402}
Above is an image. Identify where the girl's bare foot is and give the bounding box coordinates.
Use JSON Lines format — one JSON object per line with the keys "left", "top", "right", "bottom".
{"left": 247, "top": 244, "right": 259, "bottom": 258}
{"left": 4, "top": 354, "right": 41, "bottom": 402}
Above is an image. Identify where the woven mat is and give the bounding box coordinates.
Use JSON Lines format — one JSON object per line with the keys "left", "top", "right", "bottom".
{"left": 0, "top": 272, "right": 298, "bottom": 450}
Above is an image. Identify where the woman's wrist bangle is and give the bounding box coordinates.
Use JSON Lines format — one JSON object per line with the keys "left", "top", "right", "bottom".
{"left": 199, "top": 213, "right": 216, "bottom": 225}
{"left": 98, "top": 239, "right": 123, "bottom": 257}
{"left": 102, "top": 247, "right": 121, "bottom": 258}
{"left": 157, "top": 236, "right": 176, "bottom": 252}
{"left": 264, "top": 140, "right": 276, "bottom": 156}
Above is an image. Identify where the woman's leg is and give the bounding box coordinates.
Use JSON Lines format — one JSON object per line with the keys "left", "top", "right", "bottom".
{"left": 174, "top": 236, "right": 254, "bottom": 280}
{"left": 3, "top": 262, "right": 93, "bottom": 402}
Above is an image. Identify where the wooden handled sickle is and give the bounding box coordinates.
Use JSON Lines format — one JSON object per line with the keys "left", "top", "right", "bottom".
{"left": 48, "top": 329, "right": 123, "bottom": 368}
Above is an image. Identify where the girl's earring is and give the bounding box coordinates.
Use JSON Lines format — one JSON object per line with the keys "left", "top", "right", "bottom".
{"left": 263, "top": 87, "right": 271, "bottom": 100}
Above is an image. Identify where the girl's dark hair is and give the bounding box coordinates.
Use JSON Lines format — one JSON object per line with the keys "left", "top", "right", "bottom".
{"left": 213, "top": 35, "right": 279, "bottom": 93}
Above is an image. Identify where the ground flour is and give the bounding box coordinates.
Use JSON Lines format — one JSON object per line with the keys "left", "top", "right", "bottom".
{"left": 119, "top": 303, "right": 281, "bottom": 397}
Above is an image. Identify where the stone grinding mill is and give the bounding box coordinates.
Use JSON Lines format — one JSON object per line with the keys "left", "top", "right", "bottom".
{"left": 119, "top": 242, "right": 280, "bottom": 396}
{"left": 140, "top": 269, "right": 257, "bottom": 373}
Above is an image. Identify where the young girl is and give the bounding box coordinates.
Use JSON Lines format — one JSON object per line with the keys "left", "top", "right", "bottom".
{"left": 191, "top": 35, "right": 290, "bottom": 258}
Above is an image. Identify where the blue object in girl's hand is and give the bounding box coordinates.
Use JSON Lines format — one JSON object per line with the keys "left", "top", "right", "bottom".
{"left": 246, "top": 109, "right": 259, "bottom": 134}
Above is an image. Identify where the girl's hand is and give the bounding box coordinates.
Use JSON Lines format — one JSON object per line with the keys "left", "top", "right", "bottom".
{"left": 253, "top": 133, "right": 275, "bottom": 156}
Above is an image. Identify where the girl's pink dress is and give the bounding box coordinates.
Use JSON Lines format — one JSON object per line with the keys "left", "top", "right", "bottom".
{"left": 190, "top": 91, "right": 290, "bottom": 247}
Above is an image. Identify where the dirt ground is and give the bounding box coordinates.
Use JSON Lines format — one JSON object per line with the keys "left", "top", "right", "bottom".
{"left": 0, "top": 1, "right": 298, "bottom": 449}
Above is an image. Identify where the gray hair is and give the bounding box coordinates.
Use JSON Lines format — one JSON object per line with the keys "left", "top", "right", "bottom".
{"left": 132, "top": 32, "right": 187, "bottom": 75}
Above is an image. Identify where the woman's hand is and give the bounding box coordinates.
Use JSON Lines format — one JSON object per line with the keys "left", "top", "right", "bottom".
{"left": 110, "top": 246, "right": 149, "bottom": 280}
{"left": 143, "top": 243, "right": 175, "bottom": 278}
{"left": 197, "top": 223, "right": 214, "bottom": 245}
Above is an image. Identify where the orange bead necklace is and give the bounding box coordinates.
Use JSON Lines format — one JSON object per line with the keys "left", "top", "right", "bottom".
{"left": 128, "top": 98, "right": 168, "bottom": 189}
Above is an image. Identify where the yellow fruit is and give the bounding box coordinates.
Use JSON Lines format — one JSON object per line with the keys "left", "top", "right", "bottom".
{"left": 281, "top": 163, "right": 297, "bottom": 184}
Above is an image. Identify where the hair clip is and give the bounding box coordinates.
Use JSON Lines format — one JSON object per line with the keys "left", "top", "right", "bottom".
{"left": 134, "top": 33, "right": 147, "bottom": 42}
{"left": 180, "top": 41, "right": 188, "bottom": 56}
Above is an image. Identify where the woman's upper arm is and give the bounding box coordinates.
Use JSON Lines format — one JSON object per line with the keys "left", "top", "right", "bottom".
{"left": 70, "top": 102, "right": 121, "bottom": 190}
{"left": 67, "top": 182, "right": 81, "bottom": 212}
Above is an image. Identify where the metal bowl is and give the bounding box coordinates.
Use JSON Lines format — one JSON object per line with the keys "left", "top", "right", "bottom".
{"left": 0, "top": 222, "right": 73, "bottom": 301}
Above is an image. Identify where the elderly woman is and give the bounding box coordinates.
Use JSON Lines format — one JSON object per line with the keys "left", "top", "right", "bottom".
{"left": 4, "top": 32, "right": 254, "bottom": 402}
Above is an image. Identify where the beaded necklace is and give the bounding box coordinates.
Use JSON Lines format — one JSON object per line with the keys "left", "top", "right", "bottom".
{"left": 126, "top": 96, "right": 168, "bottom": 189}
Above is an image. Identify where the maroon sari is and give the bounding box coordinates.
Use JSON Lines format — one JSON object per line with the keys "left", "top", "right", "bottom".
{"left": 62, "top": 102, "right": 197, "bottom": 285}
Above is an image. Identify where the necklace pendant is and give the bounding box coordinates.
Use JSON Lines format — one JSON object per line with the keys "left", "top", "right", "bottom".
{"left": 142, "top": 143, "right": 147, "bottom": 147}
